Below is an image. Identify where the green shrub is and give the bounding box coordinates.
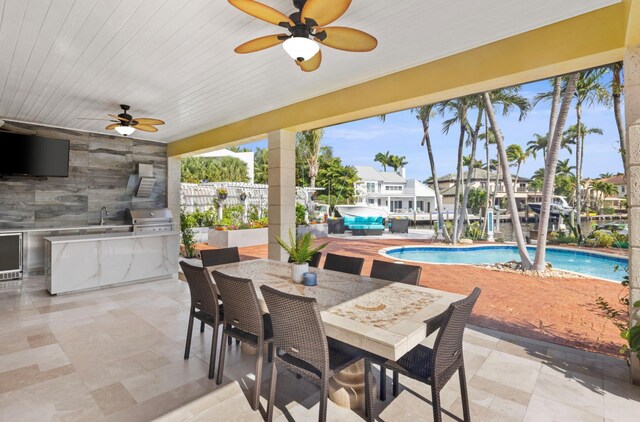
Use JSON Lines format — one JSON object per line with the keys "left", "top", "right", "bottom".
{"left": 585, "top": 231, "right": 616, "bottom": 248}
{"left": 296, "top": 203, "right": 307, "bottom": 226}
{"left": 464, "top": 222, "right": 484, "bottom": 240}
{"left": 603, "top": 207, "right": 616, "bottom": 215}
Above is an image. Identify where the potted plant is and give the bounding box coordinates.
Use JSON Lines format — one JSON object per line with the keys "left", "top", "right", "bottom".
{"left": 217, "top": 187, "right": 228, "bottom": 200}
{"left": 276, "top": 229, "right": 327, "bottom": 283}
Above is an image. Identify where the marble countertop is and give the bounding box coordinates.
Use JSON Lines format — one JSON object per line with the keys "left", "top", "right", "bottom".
{"left": 44, "top": 230, "right": 179, "bottom": 243}
{"left": 209, "top": 259, "right": 465, "bottom": 360}
{"left": 0, "top": 224, "right": 132, "bottom": 234}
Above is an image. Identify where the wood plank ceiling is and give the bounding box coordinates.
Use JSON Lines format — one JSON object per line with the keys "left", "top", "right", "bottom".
{"left": 0, "top": 0, "right": 618, "bottom": 143}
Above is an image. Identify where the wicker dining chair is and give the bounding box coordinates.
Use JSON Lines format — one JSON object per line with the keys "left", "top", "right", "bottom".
{"left": 260, "top": 285, "right": 373, "bottom": 422}
{"left": 322, "top": 252, "right": 364, "bottom": 275}
{"left": 179, "top": 261, "right": 224, "bottom": 379}
{"left": 367, "top": 287, "right": 481, "bottom": 422}
{"left": 288, "top": 251, "right": 322, "bottom": 268}
{"left": 212, "top": 270, "right": 274, "bottom": 411}
{"left": 200, "top": 246, "right": 240, "bottom": 267}
{"left": 370, "top": 259, "right": 422, "bottom": 285}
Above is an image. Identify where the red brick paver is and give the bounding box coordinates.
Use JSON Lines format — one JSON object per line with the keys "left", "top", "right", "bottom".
{"left": 195, "top": 238, "right": 628, "bottom": 357}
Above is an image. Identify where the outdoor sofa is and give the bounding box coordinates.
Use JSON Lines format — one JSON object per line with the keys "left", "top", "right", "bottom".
{"left": 343, "top": 216, "right": 385, "bottom": 236}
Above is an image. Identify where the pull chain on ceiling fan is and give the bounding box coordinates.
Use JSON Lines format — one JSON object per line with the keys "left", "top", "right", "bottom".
{"left": 229, "top": 0, "right": 377, "bottom": 72}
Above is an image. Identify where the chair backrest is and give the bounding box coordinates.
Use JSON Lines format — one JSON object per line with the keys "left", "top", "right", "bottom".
{"left": 287, "top": 251, "right": 322, "bottom": 268}
{"left": 200, "top": 247, "right": 240, "bottom": 267}
{"left": 179, "top": 261, "right": 220, "bottom": 318}
{"left": 370, "top": 259, "right": 422, "bottom": 285}
{"left": 323, "top": 253, "right": 364, "bottom": 275}
{"left": 431, "top": 288, "right": 481, "bottom": 387}
{"left": 211, "top": 270, "right": 264, "bottom": 338}
{"left": 260, "top": 285, "right": 329, "bottom": 375}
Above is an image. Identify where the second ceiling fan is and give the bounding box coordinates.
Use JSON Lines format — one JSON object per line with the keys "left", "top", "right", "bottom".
{"left": 229, "top": 0, "right": 377, "bottom": 72}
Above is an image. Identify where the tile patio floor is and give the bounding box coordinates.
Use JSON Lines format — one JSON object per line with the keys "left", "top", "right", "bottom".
{"left": 218, "top": 237, "right": 630, "bottom": 357}
{"left": 0, "top": 274, "right": 639, "bottom": 421}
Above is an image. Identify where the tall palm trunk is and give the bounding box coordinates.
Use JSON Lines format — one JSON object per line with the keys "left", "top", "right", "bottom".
{"left": 452, "top": 111, "right": 467, "bottom": 243}
{"left": 483, "top": 93, "right": 532, "bottom": 268}
{"left": 548, "top": 78, "right": 562, "bottom": 155}
{"left": 575, "top": 101, "right": 583, "bottom": 221}
{"left": 533, "top": 74, "right": 579, "bottom": 271}
{"left": 482, "top": 133, "right": 491, "bottom": 235}
{"left": 421, "top": 122, "right": 451, "bottom": 242}
{"left": 612, "top": 63, "right": 626, "bottom": 169}
{"left": 458, "top": 107, "right": 483, "bottom": 238}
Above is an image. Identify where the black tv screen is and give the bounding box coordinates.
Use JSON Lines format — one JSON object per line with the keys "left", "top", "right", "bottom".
{"left": 0, "top": 133, "right": 70, "bottom": 177}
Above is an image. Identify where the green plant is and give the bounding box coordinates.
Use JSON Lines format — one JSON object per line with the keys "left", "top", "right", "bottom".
{"left": 603, "top": 207, "right": 616, "bottom": 215}
{"left": 464, "top": 222, "right": 484, "bottom": 240}
{"left": 275, "top": 229, "right": 327, "bottom": 264}
{"left": 584, "top": 231, "right": 615, "bottom": 248}
{"left": 180, "top": 211, "right": 197, "bottom": 258}
{"left": 296, "top": 203, "right": 307, "bottom": 226}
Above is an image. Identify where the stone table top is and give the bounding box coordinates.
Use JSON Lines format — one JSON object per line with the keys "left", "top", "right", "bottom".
{"left": 210, "top": 259, "right": 464, "bottom": 360}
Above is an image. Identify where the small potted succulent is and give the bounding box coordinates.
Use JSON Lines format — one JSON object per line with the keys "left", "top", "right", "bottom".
{"left": 276, "top": 229, "right": 327, "bottom": 283}
{"left": 217, "top": 188, "right": 228, "bottom": 200}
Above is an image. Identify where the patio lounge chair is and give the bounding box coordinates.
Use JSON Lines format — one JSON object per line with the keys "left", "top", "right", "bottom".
{"left": 388, "top": 218, "right": 410, "bottom": 233}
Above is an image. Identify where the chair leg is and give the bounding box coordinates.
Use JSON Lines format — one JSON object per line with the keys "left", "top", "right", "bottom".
{"left": 252, "top": 342, "right": 264, "bottom": 411}
{"left": 208, "top": 325, "right": 219, "bottom": 379}
{"left": 216, "top": 330, "right": 228, "bottom": 385}
{"left": 364, "top": 359, "right": 375, "bottom": 422}
{"left": 267, "top": 342, "right": 273, "bottom": 363}
{"left": 380, "top": 366, "right": 387, "bottom": 401}
{"left": 236, "top": 338, "right": 240, "bottom": 345}
{"left": 227, "top": 335, "right": 232, "bottom": 346}
{"left": 392, "top": 371, "right": 399, "bottom": 397}
{"left": 267, "top": 359, "right": 277, "bottom": 422}
{"left": 319, "top": 380, "right": 328, "bottom": 422}
{"left": 431, "top": 386, "right": 442, "bottom": 422}
{"left": 184, "top": 310, "right": 195, "bottom": 360}
{"left": 459, "top": 365, "right": 471, "bottom": 422}
{"left": 200, "top": 320, "right": 205, "bottom": 333}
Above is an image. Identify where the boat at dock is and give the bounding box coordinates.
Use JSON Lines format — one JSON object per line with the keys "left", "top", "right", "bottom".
{"left": 528, "top": 196, "right": 573, "bottom": 217}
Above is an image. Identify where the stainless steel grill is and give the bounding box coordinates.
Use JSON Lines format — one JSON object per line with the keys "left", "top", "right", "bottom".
{"left": 127, "top": 208, "right": 174, "bottom": 232}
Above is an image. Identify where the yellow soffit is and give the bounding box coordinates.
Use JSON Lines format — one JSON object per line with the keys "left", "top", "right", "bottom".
{"left": 624, "top": 0, "right": 640, "bottom": 45}
{"left": 169, "top": 3, "right": 626, "bottom": 157}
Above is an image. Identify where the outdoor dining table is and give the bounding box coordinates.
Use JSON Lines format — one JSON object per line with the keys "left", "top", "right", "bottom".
{"left": 207, "top": 258, "right": 464, "bottom": 409}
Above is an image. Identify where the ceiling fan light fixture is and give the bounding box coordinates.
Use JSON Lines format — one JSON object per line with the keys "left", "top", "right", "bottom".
{"left": 115, "top": 125, "right": 136, "bottom": 136}
{"left": 282, "top": 36, "right": 319, "bottom": 62}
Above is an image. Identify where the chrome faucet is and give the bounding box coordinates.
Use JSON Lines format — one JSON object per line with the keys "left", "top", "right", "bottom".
{"left": 100, "top": 207, "right": 109, "bottom": 226}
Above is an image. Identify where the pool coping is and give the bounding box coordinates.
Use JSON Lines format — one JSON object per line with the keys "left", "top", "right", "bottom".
{"left": 377, "top": 243, "right": 628, "bottom": 283}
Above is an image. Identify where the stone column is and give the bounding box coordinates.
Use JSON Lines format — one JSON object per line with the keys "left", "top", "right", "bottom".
{"left": 267, "top": 130, "right": 296, "bottom": 261}
{"left": 167, "top": 157, "right": 181, "bottom": 229}
{"left": 625, "top": 44, "right": 640, "bottom": 385}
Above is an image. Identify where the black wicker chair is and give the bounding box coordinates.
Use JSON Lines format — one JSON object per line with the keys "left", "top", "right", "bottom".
{"left": 288, "top": 251, "right": 322, "bottom": 268}
{"left": 200, "top": 246, "right": 240, "bottom": 267}
{"left": 322, "top": 252, "right": 364, "bottom": 275}
{"left": 179, "top": 261, "right": 224, "bottom": 379}
{"left": 370, "top": 259, "right": 422, "bottom": 285}
{"left": 367, "top": 287, "right": 481, "bottom": 422}
{"left": 212, "top": 270, "right": 274, "bottom": 411}
{"left": 260, "top": 285, "right": 373, "bottom": 422}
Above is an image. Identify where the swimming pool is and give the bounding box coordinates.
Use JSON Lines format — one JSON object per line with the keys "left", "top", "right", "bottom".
{"left": 381, "top": 245, "right": 628, "bottom": 282}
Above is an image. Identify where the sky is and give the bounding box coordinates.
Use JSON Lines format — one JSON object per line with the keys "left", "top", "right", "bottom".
{"left": 240, "top": 76, "right": 624, "bottom": 182}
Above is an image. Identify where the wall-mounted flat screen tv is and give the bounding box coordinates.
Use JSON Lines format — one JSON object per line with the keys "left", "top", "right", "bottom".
{"left": 0, "top": 133, "right": 70, "bottom": 177}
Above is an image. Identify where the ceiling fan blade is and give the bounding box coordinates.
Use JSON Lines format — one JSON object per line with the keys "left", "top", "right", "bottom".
{"left": 134, "top": 118, "right": 165, "bottom": 125}
{"left": 132, "top": 123, "right": 158, "bottom": 133}
{"left": 296, "top": 50, "right": 322, "bottom": 72}
{"left": 316, "top": 26, "right": 377, "bottom": 52}
{"left": 228, "top": 0, "right": 294, "bottom": 27}
{"left": 302, "top": 0, "right": 351, "bottom": 27}
{"left": 109, "top": 114, "right": 128, "bottom": 122}
{"left": 234, "top": 34, "right": 286, "bottom": 54}
{"left": 77, "top": 118, "right": 114, "bottom": 121}
{"left": 105, "top": 123, "right": 119, "bottom": 130}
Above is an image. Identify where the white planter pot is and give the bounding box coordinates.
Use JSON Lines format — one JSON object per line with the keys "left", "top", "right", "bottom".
{"left": 207, "top": 227, "right": 268, "bottom": 248}
{"left": 291, "top": 262, "right": 309, "bottom": 283}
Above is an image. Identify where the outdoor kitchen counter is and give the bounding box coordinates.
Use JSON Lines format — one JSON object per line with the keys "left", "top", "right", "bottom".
{"left": 44, "top": 231, "right": 179, "bottom": 294}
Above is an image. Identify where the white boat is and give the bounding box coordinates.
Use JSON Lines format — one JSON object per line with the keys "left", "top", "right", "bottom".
{"left": 335, "top": 204, "right": 389, "bottom": 218}
{"left": 528, "top": 196, "right": 573, "bottom": 216}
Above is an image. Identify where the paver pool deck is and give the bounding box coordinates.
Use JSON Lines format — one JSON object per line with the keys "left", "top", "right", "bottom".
{"left": 196, "top": 237, "right": 629, "bottom": 358}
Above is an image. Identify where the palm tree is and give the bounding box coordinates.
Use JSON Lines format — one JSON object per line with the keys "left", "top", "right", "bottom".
{"left": 526, "top": 133, "right": 549, "bottom": 161}
{"left": 599, "top": 172, "right": 613, "bottom": 179}
{"left": 254, "top": 147, "right": 269, "bottom": 184}
{"left": 412, "top": 105, "right": 451, "bottom": 242}
{"left": 608, "top": 62, "right": 625, "bottom": 169}
{"left": 555, "top": 159, "right": 576, "bottom": 177}
{"left": 463, "top": 155, "right": 483, "bottom": 168}
{"left": 533, "top": 73, "right": 579, "bottom": 272}
{"left": 388, "top": 155, "right": 408, "bottom": 173}
{"left": 506, "top": 144, "right": 529, "bottom": 186}
{"left": 297, "top": 129, "right": 324, "bottom": 188}
{"left": 483, "top": 92, "right": 532, "bottom": 268}
{"left": 563, "top": 123, "right": 604, "bottom": 170}
{"left": 592, "top": 181, "right": 618, "bottom": 213}
{"left": 374, "top": 151, "right": 391, "bottom": 171}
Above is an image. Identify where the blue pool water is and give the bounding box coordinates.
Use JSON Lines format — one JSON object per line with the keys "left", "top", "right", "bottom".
{"left": 384, "top": 246, "right": 628, "bottom": 282}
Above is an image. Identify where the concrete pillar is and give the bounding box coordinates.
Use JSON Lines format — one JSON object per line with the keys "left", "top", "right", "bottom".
{"left": 267, "top": 130, "right": 296, "bottom": 261}
{"left": 167, "top": 157, "right": 181, "bottom": 228}
{"left": 625, "top": 44, "right": 640, "bottom": 384}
